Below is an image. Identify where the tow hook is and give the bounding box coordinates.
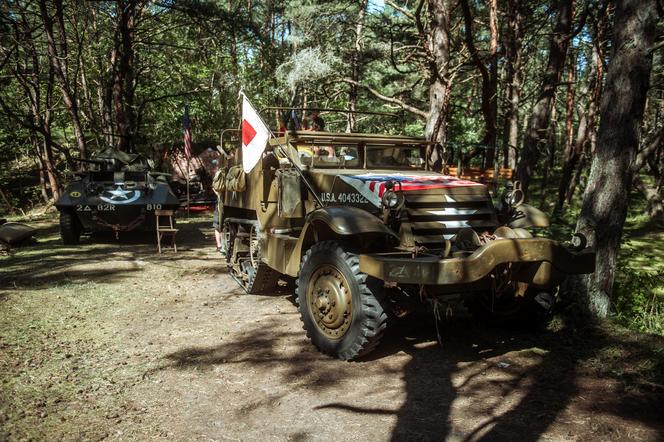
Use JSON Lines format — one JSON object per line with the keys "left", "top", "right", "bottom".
{"left": 566, "top": 232, "right": 588, "bottom": 252}
{"left": 534, "top": 292, "right": 554, "bottom": 311}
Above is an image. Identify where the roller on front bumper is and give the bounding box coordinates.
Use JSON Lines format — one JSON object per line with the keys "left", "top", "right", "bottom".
{"left": 359, "top": 238, "right": 595, "bottom": 287}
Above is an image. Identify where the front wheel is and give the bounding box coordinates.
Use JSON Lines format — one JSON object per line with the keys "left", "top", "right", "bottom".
{"left": 296, "top": 241, "right": 388, "bottom": 360}
{"left": 60, "top": 210, "right": 81, "bottom": 245}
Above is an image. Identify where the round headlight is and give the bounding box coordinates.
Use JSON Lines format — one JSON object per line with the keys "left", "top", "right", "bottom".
{"left": 381, "top": 190, "right": 399, "bottom": 209}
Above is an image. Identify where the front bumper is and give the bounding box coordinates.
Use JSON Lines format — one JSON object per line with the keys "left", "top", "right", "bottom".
{"left": 359, "top": 238, "right": 595, "bottom": 287}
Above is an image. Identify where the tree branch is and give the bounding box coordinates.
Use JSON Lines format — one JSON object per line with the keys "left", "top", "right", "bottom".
{"left": 632, "top": 125, "right": 664, "bottom": 173}
{"left": 342, "top": 78, "right": 427, "bottom": 118}
{"left": 137, "top": 89, "right": 202, "bottom": 115}
{"left": 460, "top": 0, "right": 489, "bottom": 83}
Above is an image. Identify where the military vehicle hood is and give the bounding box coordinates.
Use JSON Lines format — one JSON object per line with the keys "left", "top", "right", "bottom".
{"left": 310, "top": 169, "right": 484, "bottom": 207}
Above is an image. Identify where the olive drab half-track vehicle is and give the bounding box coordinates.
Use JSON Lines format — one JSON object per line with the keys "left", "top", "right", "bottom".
{"left": 55, "top": 148, "right": 180, "bottom": 244}
{"left": 218, "top": 115, "right": 596, "bottom": 360}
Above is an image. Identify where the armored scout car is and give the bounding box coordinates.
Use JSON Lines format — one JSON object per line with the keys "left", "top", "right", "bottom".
{"left": 55, "top": 148, "right": 179, "bottom": 244}
{"left": 219, "top": 126, "right": 595, "bottom": 360}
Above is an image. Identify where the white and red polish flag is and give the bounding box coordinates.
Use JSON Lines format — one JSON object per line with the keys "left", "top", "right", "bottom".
{"left": 241, "top": 95, "right": 270, "bottom": 172}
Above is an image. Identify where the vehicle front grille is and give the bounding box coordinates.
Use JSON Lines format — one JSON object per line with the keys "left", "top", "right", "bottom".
{"left": 403, "top": 192, "right": 498, "bottom": 248}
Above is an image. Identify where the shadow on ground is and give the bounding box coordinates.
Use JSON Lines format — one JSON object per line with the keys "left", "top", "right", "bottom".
{"left": 161, "top": 312, "right": 664, "bottom": 441}
{"left": 3, "top": 213, "right": 662, "bottom": 440}
{"left": 0, "top": 219, "right": 218, "bottom": 290}
{"left": 390, "top": 319, "right": 662, "bottom": 441}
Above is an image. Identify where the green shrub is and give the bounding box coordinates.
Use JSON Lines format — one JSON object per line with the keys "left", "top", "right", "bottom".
{"left": 613, "top": 267, "right": 664, "bottom": 336}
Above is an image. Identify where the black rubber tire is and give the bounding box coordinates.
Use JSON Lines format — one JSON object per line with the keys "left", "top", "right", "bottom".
{"left": 467, "top": 288, "right": 555, "bottom": 329}
{"left": 60, "top": 210, "right": 81, "bottom": 245}
{"left": 296, "top": 241, "right": 388, "bottom": 360}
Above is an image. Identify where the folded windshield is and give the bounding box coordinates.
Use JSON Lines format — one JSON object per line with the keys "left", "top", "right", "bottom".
{"left": 366, "top": 146, "right": 425, "bottom": 169}
{"left": 296, "top": 144, "right": 425, "bottom": 169}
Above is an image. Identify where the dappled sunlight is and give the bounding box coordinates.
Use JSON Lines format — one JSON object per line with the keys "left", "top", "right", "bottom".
{"left": 0, "top": 218, "right": 224, "bottom": 290}
{"left": 1, "top": 217, "right": 663, "bottom": 440}
{"left": 0, "top": 0, "right": 662, "bottom": 438}
{"left": 620, "top": 231, "right": 664, "bottom": 274}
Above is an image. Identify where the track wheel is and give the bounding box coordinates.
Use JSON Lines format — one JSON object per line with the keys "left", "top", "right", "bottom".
{"left": 60, "top": 210, "right": 81, "bottom": 245}
{"left": 221, "top": 220, "right": 234, "bottom": 265}
{"left": 296, "top": 241, "right": 388, "bottom": 360}
{"left": 244, "top": 224, "right": 280, "bottom": 294}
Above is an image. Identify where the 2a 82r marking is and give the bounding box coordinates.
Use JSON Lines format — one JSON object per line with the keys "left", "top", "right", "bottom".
{"left": 76, "top": 204, "right": 116, "bottom": 211}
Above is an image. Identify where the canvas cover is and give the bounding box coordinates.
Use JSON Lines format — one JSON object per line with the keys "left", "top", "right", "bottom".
{"left": 0, "top": 222, "right": 36, "bottom": 245}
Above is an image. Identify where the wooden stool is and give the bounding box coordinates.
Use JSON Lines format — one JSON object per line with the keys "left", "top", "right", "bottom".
{"left": 155, "top": 209, "right": 178, "bottom": 253}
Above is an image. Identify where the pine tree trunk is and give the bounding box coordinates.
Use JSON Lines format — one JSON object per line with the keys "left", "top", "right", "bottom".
{"left": 563, "top": 0, "right": 659, "bottom": 318}
{"left": 89, "top": 6, "right": 115, "bottom": 148}
{"left": 563, "top": 53, "right": 576, "bottom": 168}
{"left": 556, "top": 54, "right": 597, "bottom": 211}
{"left": 112, "top": 0, "right": 139, "bottom": 152}
{"left": 460, "top": 0, "right": 498, "bottom": 168}
{"left": 485, "top": 0, "right": 498, "bottom": 168}
{"left": 38, "top": 0, "right": 88, "bottom": 160}
{"left": 346, "top": 0, "right": 369, "bottom": 132}
{"left": 34, "top": 141, "right": 50, "bottom": 203}
{"left": 516, "top": 0, "right": 573, "bottom": 197}
{"left": 43, "top": 137, "right": 61, "bottom": 200}
{"left": 634, "top": 176, "right": 664, "bottom": 220}
{"left": 346, "top": 0, "right": 368, "bottom": 133}
{"left": 540, "top": 106, "right": 558, "bottom": 207}
{"left": 501, "top": 0, "right": 523, "bottom": 169}
{"left": 556, "top": 10, "right": 606, "bottom": 214}
{"left": 424, "top": 0, "right": 453, "bottom": 171}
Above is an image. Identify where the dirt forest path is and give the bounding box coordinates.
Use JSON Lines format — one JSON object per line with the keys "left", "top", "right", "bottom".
{"left": 1, "top": 217, "right": 663, "bottom": 441}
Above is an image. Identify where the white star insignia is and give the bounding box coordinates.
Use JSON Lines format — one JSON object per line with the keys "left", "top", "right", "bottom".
{"left": 107, "top": 186, "right": 130, "bottom": 200}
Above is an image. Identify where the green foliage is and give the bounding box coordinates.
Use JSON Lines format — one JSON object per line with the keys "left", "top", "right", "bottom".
{"left": 610, "top": 193, "right": 664, "bottom": 336}
{"left": 613, "top": 266, "right": 664, "bottom": 336}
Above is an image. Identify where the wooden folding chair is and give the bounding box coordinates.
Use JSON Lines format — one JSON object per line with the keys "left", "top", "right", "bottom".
{"left": 155, "top": 209, "right": 178, "bottom": 253}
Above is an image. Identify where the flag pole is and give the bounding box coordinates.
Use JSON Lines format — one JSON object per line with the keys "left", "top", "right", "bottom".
{"left": 184, "top": 103, "right": 192, "bottom": 219}
{"left": 186, "top": 156, "right": 190, "bottom": 219}
{"left": 240, "top": 92, "right": 323, "bottom": 207}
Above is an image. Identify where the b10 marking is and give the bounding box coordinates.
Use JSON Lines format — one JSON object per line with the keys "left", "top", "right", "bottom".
{"left": 147, "top": 204, "right": 162, "bottom": 211}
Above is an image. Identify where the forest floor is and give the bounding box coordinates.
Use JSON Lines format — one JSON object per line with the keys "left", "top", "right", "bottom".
{"left": 1, "top": 214, "right": 663, "bottom": 441}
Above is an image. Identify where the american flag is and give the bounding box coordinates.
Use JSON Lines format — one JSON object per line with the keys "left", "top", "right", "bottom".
{"left": 183, "top": 105, "right": 192, "bottom": 159}
{"left": 340, "top": 173, "right": 483, "bottom": 206}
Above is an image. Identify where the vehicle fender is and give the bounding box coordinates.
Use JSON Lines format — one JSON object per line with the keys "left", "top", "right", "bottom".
{"left": 54, "top": 185, "right": 82, "bottom": 208}
{"left": 307, "top": 206, "right": 398, "bottom": 238}
{"left": 284, "top": 206, "right": 398, "bottom": 276}
{"left": 508, "top": 203, "right": 550, "bottom": 229}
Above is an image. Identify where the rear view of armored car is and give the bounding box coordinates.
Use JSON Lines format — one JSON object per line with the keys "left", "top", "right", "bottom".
{"left": 55, "top": 148, "right": 179, "bottom": 244}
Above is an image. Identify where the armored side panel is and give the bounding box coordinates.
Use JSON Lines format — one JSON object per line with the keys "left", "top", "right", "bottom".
{"left": 222, "top": 149, "right": 300, "bottom": 231}
{"left": 277, "top": 170, "right": 305, "bottom": 218}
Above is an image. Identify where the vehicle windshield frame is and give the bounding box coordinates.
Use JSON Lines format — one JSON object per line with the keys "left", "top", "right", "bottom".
{"left": 293, "top": 142, "right": 427, "bottom": 171}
